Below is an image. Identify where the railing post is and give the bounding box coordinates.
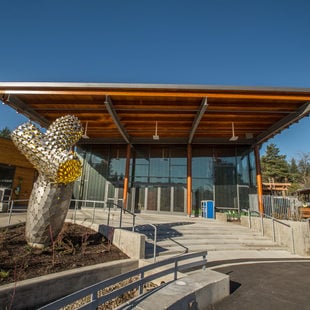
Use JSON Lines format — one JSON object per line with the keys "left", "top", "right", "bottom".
{"left": 74, "top": 200, "right": 78, "bottom": 223}
{"left": 139, "top": 271, "right": 144, "bottom": 295}
{"left": 260, "top": 214, "right": 264, "bottom": 236}
{"left": 107, "top": 204, "right": 111, "bottom": 227}
{"left": 92, "top": 201, "right": 96, "bottom": 223}
{"left": 174, "top": 260, "right": 178, "bottom": 280}
{"left": 153, "top": 225, "right": 157, "bottom": 262}
{"left": 148, "top": 224, "right": 157, "bottom": 262}
{"left": 92, "top": 291, "right": 98, "bottom": 308}
{"left": 248, "top": 209, "right": 251, "bottom": 229}
{"left": 202, "top": 253, "right": 207, "bottom": 271}
{"left": 132, "top": 215, "right": 136, "bottom": 232}
{"left": 119, "top": 206, "right": 123, "bottom": 228}
{"left": 290, "top": 227, "right": 295, "bottom": 254}
{"left": 272, "top": 218, "right": 275, "bottom": 242}
{"left": 8, "top": 200, "right": 14, "bottom": 224}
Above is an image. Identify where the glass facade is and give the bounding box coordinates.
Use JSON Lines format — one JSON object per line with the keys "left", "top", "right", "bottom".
{"left": 73, "top": 144, "right": 257, "bottom": 214}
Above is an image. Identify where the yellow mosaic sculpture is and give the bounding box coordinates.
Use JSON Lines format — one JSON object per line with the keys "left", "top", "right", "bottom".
{"left": 11, "top": 115, "right": 83, "bottom": 248}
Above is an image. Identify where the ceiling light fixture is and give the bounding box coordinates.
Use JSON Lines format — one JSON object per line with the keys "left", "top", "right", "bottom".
{"left": 82, "top": 121, "right": 90, "bottom": 139}
{"left": 153, "top": 121, "right": 159, "bottom": 140}
{"left": 229, "top": 122, "right": 239, "bottom": 141}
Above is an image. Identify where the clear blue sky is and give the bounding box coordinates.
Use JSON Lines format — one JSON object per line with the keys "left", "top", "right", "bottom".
{"left": 0, "top": 0, "right": 309, "bottom": 160}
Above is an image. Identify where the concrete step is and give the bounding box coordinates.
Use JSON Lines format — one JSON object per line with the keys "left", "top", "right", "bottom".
{"left": 157, "top": 244, "right": 283, "bottom": 255}
{"left": 148, "top": 239, "right": 279, "bottom": 248}
{"left": 145, "top": 234, "right": 272, "bottom": 242}
{"left": 145, "top": 246, "right": 288, "bottom": 259}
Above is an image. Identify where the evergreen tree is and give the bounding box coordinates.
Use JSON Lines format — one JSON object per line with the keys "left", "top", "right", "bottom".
{"left": 287, "top": 157, "right": 302, "bottom": 194}
{"left": 0, "top": 127, "right": 11, "bottom": 139}
{"left": 288, "top": 158, "right": 301, "bottom": 183}
{"left": 261, "top": 143, "right": 289, "bottom": 183}
{"left": 298, "top": 152, "right": 310, "bottom": 187}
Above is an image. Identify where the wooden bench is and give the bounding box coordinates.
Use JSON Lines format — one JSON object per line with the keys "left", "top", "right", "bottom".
{"left": 299, "top": 207, "right": 310, "bottom": 219}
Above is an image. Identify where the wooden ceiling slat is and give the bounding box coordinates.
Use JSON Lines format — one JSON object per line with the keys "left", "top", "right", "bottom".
{"left": 1, "top": 83, "right": 309, "bottom": 144}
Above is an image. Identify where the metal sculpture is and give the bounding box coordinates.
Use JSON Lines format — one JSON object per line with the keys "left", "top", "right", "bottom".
{"left": 11, "top": 115, "right": 83, "bottom": 248}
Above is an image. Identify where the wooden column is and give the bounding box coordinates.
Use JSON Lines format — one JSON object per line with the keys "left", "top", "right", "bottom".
{"left": 254, "top": 145, "right": 264, "bottom": 214}
{"left": 187, "top": 144, "right": 192, "bottom": 216}
{"left": 123, "top": 144, "right": 131, "bottom": 210}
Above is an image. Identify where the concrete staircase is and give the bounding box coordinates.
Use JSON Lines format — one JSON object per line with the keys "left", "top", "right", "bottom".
{"left": 132, "top": 216, "right": 287, "bottom": 259}
{"left": 63, "top": 209, "right": 300, "bottom": 262}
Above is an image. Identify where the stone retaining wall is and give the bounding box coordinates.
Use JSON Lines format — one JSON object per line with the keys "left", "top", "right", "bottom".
{"left": 240, "top": 216, "right": 310, "bottom": 256}
{"left": 0, "top": 259, "right": 138, "bottom": 310}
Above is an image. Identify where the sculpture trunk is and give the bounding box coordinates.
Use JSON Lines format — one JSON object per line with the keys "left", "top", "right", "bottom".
{"left": 25, "top": 174, "right": 74, "bottom": 248}
{"left": 11, "top": 115, "right": 83, "bottom": 249}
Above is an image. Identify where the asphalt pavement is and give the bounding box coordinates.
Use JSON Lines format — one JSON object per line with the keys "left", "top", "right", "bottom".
{"left": 207, "top": 261, "right": 310, "bottom": 310}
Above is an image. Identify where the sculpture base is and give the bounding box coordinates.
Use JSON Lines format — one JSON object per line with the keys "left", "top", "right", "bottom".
{"left": 25, "top": 174, "right": 73, "bottom": 247}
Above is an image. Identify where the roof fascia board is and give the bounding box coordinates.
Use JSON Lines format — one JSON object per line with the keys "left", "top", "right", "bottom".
{"left": 255, "top": 101, "right": 310, "bottom": 146}
{"left": 188, "top": 97, "right": 208, "bottom": 144}
{"left": 104, "top": 95, "right": 131, "bottom": 144}
{"left": 0, "top": 82, "right": 310, "bottom": 93}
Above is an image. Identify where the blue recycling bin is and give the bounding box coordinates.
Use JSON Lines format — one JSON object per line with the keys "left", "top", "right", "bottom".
{"left": 201, "top": 200, "right": 215, "bottom": 219}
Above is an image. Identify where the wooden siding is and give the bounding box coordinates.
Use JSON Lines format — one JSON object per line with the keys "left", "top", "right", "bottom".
{"left": 0, "top": 138, "right": 36, "bottom": 200}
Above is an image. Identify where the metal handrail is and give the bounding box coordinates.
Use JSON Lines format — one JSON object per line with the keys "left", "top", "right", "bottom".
{"left": 148, "top": 223, "right": 157, "bottom": 262}
{"left": 106, "top": 201, "right": 136, "bottom": 232}
{"left": 243, "top": 209, "right": 295, "bottom": 254}
{"left": 39, "top": 251, "right": 207, "bottom": 310}
{"left": 70, "top": 199, "right": 136, "bottom": 232}
{"left": 2, "top": 199, "right": 29, "bottom": 224}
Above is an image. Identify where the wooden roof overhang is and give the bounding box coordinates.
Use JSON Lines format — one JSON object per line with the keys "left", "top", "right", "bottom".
{"left": 0, "top": 82, "right": 309, "bottom": 147}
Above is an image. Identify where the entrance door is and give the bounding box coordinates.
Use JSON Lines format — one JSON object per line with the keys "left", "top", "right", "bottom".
{"left": 147, "top": 187, "right": 157, "bottom": 211}
{"left": 173, "top": 185, "right": 186, "bottom": 213}
{"left": 214, "top": 164, "right": 237, "bottom": 209}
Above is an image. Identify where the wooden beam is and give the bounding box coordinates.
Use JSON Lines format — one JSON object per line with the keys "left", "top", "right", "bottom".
{"left": 188, "top": 97, "right": 208, "bottom": 144}
{"left": 3, "top": 95, "right": 50, "bottom": 128}
{"left": 104, "top": 96, "right": 131, "bottom": 144}
{"left": 255, "top": 101, "right": 310, "bottom": 145}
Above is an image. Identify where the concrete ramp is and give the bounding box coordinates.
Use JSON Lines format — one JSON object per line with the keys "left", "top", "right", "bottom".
{"left": 127, "top": 269, "right": 229, "bottom": 310}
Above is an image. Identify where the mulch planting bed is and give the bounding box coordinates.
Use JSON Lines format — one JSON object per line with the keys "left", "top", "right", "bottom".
{"left": 0, "top": 222, "right": 129, "bottom": 285}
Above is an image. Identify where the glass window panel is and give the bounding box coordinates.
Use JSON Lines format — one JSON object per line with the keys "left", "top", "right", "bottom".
{"left": 135, "top": 165, "right": 149, "bottom": 177}
{"left": 237, "top": 155, "right": 250, "bottom": 185}
{"left": 170, "top": 177, "right": 186, "bottom": 184}
{"left": 149, "top": 177, "right": 169, "bottom": 183}
{"left": 134, "top": 176, "right": 148, "bottom": 183}
{"left": 170, "top": 146, "right": 187, "bottom": 165}
{"left": 249, "top": 151, "right": 257, "bottom": 187}
{"left": 170, "top": 165, "right": 186, "bottom": 178}
{"left": 134, "top": 147, "right": 150, "bottom": 165}
{"left": 0, "top": 164, "right": 15, "bottom": 188}
{"left": 149, "top": 147, "right": 169, "bottom": 177}
{"left": 150, "top": 158, "right": 169, "bottom": 177}
{"left": 192, "top": 157, "right": 214, "bottom": 178}
{"left": 215, "top": 185, "right": 237, "bottom": 209}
